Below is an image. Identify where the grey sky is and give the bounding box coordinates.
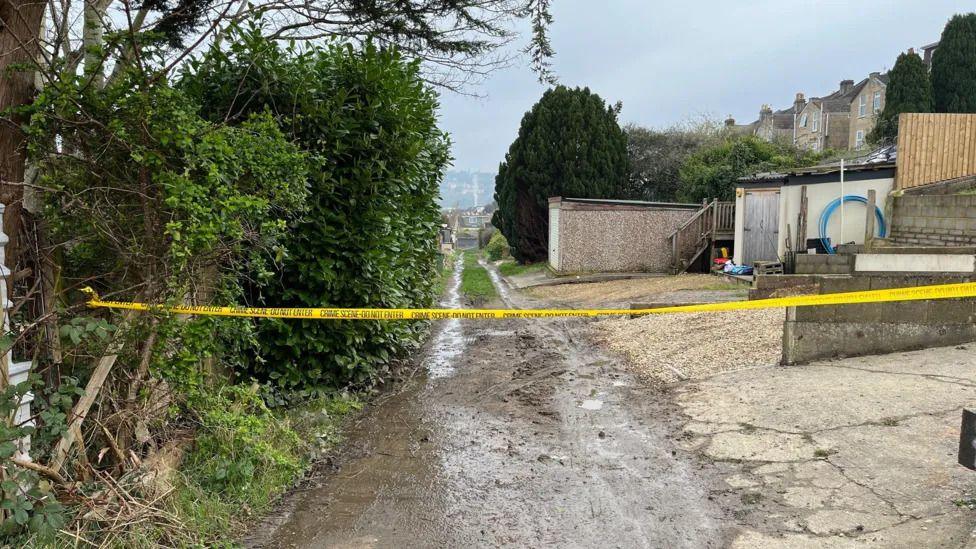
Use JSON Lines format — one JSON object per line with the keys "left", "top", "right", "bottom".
{"left": 439, "top": 0, "right": 971, "bottom": 173}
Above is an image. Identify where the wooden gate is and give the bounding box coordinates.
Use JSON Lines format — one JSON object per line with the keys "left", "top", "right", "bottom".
{"left": 742, "top": 191, "right": 780, "bottom": 265}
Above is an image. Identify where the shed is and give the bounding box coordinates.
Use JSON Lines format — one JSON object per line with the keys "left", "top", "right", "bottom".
{"left": 548, "top": 197, "right": 700, "bottom": 274}
{"left": 735, "top": 161, "right": 896, "bottom": 266}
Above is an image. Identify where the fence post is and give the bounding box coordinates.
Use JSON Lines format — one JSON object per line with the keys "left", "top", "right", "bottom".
{"left": 865, "top": 189, "right": 877, "bottom": 248}
{"left": 0, "top": 205, "right": 33, "bottom": 459}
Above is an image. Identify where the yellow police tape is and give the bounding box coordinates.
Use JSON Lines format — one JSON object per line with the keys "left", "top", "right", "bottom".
{"left": 80, "top": 281, "right": 976, "bottom": 320}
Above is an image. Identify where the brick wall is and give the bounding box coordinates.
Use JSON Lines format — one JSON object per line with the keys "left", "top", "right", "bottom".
{"left": 889, "top": 194, "right": 976, "bottom": 246}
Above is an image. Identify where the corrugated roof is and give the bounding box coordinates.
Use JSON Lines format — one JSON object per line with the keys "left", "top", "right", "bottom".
{"left": 739, "top": 146, "right": 898, "bottom": 184}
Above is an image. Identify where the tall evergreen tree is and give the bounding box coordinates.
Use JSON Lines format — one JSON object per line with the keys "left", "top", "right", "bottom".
{"left": 870, "top": 51, "right": 933, "bottom": 144}
{"left": 492, "top": 86, "right": 630, "bottom": 262}
{"left": 932, "top": 13, "right": 976, "bottom": 113}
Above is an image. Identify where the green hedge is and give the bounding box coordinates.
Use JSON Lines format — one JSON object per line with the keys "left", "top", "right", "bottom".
{"left": 183, "top": 29, "right": 450, "bottom": 391}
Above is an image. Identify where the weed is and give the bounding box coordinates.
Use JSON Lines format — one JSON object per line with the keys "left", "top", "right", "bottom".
{"left": 813, "top": 448, "right": 837, "bottom": 458}
{"left": 432, "top": 252, "right": 456, "bottom": 298}
{"left": 954, "top": 498, "right": 976, "bottom": 509}
{"left": 880, "top": 417, "right": 899, "bottom": 427}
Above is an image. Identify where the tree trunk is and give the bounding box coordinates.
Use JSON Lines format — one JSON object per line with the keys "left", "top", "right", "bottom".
{"left": 0, "top": 0, "right": 46, "bottom": 271}
{"left": 82, "top": 0, "right": 110, "bottom": 88}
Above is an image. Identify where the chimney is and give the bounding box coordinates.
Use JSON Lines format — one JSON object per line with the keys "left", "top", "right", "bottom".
{"left": 908, "top": 47, "right": 915, "bottom": 56}
{"left": 840, "top": 79, "right": 854, "bottom": 94}
{"left": 724, "top": 115, "right": 736, "bottom": 127}
{"left": 794, "top": 92, "right": 806, "bottom": 113}
{"left": 870, "top": 71, "right": 880, "bottom": 80}
{"left": 759, "top": 104, "right": 773, "bottom": 120}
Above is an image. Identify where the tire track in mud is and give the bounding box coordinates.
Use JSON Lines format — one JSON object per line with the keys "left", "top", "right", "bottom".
{"left": 247, "top": 260, "right": 729, "bottom": 548}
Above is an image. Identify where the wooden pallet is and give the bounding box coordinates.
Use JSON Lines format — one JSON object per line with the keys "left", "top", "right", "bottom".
{"left": 753, "top": 261, "right": 784, "bottom": 275}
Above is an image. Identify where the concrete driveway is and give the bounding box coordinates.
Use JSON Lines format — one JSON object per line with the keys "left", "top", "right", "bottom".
{"left": 673, "top": 344, "right": 976, "bottom": 547}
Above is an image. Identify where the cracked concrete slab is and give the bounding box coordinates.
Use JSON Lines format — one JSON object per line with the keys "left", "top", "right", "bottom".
{"left": 706, "top": 431, "right": 818, "bottom": 462}
{"left": 675, "top": 344, "right": 976, "bottom": 546}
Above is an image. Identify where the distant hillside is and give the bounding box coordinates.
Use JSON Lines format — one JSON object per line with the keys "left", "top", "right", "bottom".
{"left": 439, "top": 170, "right": 495, "bottom": 208}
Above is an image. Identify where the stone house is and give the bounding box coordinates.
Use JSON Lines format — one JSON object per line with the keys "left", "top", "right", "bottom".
{"left": 739, "top": 73, "right": 893, "bottom": 152}
{"left": 921, "top": 41, "right": 939, "bottom": 67}
{"left": 793, "top": 79, "right": 863, "bottom": 152}
{"left": 848, "top": 72, "right": 889, "bottom": 150}
{"left": 752, "top": 104, "right": 797, "bottom": 143}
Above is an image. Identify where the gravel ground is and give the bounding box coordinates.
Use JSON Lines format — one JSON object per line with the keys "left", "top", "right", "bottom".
{"left": 526, "top": 274, "right": 744, "bottom": 307}
{"left": 590, "top": 309, "right": 785, "bottom": 385}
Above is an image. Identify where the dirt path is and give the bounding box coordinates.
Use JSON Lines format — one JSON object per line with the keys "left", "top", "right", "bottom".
{"left": 247, "top": 259, "right": 728, "bottom": 548}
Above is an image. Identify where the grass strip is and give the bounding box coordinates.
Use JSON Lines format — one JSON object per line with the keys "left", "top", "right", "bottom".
{"left": 461, "top": 252, "right": 497, "bottom": 300}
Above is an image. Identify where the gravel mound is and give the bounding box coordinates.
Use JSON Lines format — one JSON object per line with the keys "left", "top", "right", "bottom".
{"left": 591, "top": 308, "right": 784, "bottom": 384}
{"left": 527, "top": 274, "right": 742, "bottom": 307}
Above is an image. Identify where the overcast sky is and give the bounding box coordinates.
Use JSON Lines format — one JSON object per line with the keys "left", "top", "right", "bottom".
{"left": 439, "top": 0, "right": 972, "bottom": 173}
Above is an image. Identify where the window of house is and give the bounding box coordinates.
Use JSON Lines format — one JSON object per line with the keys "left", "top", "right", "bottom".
{"left": 800, "top": 113, "right": 808, "bottom": 127}
{"left": 873, "top": 91, "right": 881, "bottom": 113}
{"left": 859, "top": 95, "right": 867, "bottom": 117}
{"left": 855, "top": 130, "right": 865, "bottom": 149}
{"left": 812, "top": 113, "right": 820, "bottom": 132}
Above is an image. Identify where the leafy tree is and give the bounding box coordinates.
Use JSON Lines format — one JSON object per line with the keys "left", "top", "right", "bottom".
{"left": 932, "top": 13, "right": 976, "bottom": 113}
{"left": 676, "top": 135, "right": 821, "bottom": 203}
{"left": 183, "top": 29, "right": 451, "bottom": 391}
{"left": 623, "top": 122, "right": 718, "bottom": 201}
{"left": 492, "top": 86, "right": 629, "bottom": 262}
{"left": 870, "top": 51, "right": 933, "bottom": 144}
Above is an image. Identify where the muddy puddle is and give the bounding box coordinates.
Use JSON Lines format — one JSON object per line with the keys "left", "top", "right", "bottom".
{"left": 426, "top": 255, "right": 465, "bottom": 379}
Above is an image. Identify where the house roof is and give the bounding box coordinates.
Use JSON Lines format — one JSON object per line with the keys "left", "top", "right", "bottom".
{"left": 812, "top": 78, "right": 869, "bottom": 113}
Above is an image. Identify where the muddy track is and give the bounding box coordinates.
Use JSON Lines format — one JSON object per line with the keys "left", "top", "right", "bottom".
{"left": 246, "top": 259, "right": 729, "bottom": 548}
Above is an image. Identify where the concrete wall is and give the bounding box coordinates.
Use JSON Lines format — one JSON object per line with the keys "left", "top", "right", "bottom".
{"left": 889, "top": 194, "right": 976, "bottom": 247}
{"left": 777, "top": 175, "right": 894, "bottom": 258}
{"left": 549, "top": 199, "right": 696, "bottom": 273}
{"left": 782, "top": 274, "right": 976, "bottom": 364}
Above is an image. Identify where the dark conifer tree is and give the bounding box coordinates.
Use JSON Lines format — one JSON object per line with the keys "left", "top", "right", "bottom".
{"left": 870, "top": 51, "right": 933, "bottom": 144}
{"left": 492, "top": 86, "right": 630, "bottom": 262}
{"left": 932, "top": 13, "right": 976, "bottom": 113}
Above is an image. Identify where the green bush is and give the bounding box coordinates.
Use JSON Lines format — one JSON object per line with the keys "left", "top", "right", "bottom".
{"left": 183, "top": 28, "right": 450, "bottom": 391}
{"left": 484, "top": 232, "right": 510, "bottom": 261}
{"left": 677, "top": 135, "right": 823, "bottom": 202}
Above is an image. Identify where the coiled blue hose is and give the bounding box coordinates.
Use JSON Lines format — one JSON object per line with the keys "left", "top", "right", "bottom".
{"left": 818, "top": 195, "right": 887, "bottom": 254}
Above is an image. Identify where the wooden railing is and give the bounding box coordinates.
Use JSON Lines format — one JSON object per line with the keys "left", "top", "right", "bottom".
{"left": 712, "top": 201, "right": 735, "bottom": 234}
{"left": 669, "top": 200, "right": 735, "bottom": 273}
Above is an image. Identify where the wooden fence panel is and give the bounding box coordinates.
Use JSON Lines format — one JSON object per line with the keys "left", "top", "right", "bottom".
{"left": 896, "top": 113, "right": 976, "bottom": 190}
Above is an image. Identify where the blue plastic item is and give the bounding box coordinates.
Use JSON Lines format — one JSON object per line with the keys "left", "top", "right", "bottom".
{"left": 818, "top": 195, "right": 887, "bottom": 254}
